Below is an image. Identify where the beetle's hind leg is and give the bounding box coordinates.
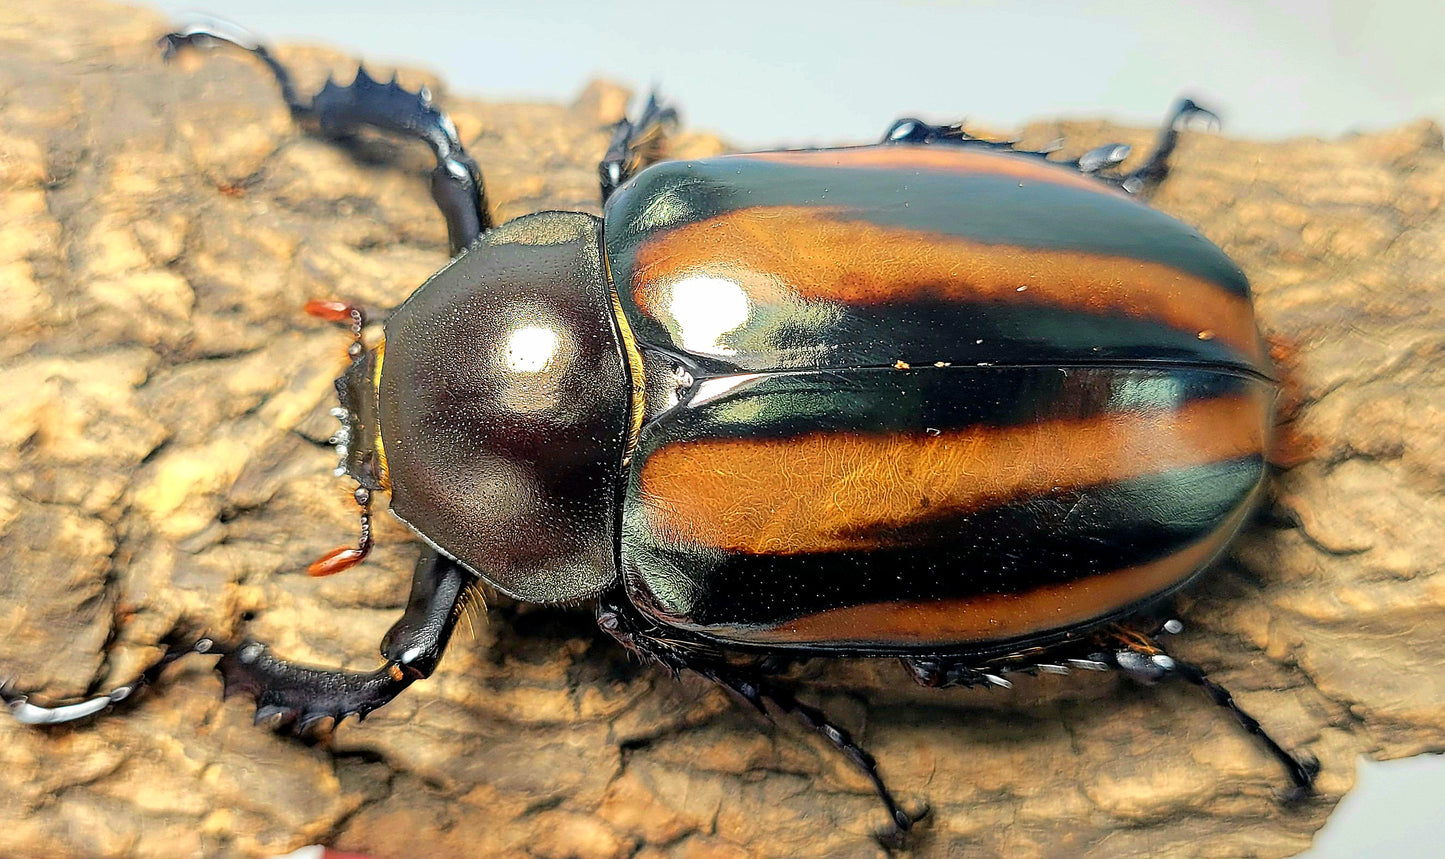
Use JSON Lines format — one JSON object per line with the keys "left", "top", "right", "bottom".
{"left": 1114, "top": 98, "right": 1220, "bottom": 195}
{"left": 901, "top": 621, "right": 1317, "bottom": 801}
{"left": 159, "top": 21, "right": 488, "bottom": 253}
{"left": 595, "top": 589, "right": 928, "bottom": 845}
{"left": 1068, "top": 98, "right": 1220, "bottom": 195}
{"left": 598, "top": 91, "right": 678, "bottom": 204}
{"left": 880, "top": 97, "right": 1217, "bottom": 196}
{"left": 1099, "top": 624, "right": 1319, "bottom": 801}
{"left": 880, "top": 115, "right": 1142, "bottom": 183}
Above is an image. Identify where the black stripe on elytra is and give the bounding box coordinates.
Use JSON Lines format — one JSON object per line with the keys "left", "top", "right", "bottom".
{"left": 640, "top": 294, "right": 1259, "bottom": 377}
{"left": 604, "top": 154, "right": 1250, "bottom": 297}
{"left": 640, "top": 364, "right": 1264, "bottom": 445}
{"left": 623, "top": 454, "right": 1264, "bottom": 633}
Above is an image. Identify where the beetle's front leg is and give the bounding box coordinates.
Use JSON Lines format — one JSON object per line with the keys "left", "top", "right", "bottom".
{"left": 216, "top": 549, "right": 469, "bottom": 732}
{"left": 159, "top": 21, "right": 488, "bottom": 253}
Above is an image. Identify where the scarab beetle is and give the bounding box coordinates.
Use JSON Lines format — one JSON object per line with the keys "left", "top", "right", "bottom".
{"left": 4, "top": 22, "right": 1317, "bottom": 840}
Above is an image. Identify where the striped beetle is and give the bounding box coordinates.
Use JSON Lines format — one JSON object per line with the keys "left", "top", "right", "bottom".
{"left": 4, "top": 21, "right": 1316, "bottom": 843}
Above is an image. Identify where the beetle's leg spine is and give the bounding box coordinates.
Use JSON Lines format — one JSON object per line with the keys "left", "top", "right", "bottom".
{"left": 880, "top": 97, "right": 1217, "bottom": 196}
{"left": 159, "top": 21, "right": 488, "bottom": 254}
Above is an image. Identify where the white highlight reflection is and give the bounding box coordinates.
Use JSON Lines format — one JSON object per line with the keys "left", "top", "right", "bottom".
{"left": 668, "top": 275, "right": 750, "bottom": 356}
{"left": 688, "top": 373, "right": 763, "bottom": 408}
{"left": 504, "top": 325, "right": 561, "bottom": 373}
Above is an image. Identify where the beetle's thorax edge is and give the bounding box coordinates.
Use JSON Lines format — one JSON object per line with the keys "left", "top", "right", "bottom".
{"left": 370, "top": 338, "right": 390, "bottom": 488}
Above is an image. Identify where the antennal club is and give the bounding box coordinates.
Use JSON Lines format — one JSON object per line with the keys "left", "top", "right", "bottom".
{"left": 309, "top": 486, "right": 375, "bottom": 577}
{"left": 304, "top": 298, "right": 367, "bottom": 357}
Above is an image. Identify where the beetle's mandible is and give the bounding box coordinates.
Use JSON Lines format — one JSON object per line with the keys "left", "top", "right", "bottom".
{"left": 3, "top": 22, "right": 1318, "bottom": 844}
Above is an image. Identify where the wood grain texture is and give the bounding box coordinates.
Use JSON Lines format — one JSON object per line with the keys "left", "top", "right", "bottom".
{"left": 0, "top": 2, "right": 1441, "bottom": 857}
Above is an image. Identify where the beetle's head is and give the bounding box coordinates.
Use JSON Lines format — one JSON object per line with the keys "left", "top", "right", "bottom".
{"left": 331, "top": 344, "right": 388, "bottom": 493}
{"left": 316, "top": 212, "right": 636, "bottom": 603}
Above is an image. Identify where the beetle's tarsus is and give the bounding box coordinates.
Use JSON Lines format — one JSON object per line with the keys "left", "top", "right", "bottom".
{"left": 874, "top": 801, "right": 931, "bottom": 849}
{"left": 159, "top": 20, "right": 488, "bottom": 253}
{"left": 1119, "top": 97, "right": 1220, "bottom": 195}
{"left": 599, "top": 91, "right": 679, "bottom": 204}
{"left": 2, "top": 682, "right": 121, "bottom": 725}
{"left": 1167, "top": 657, "right": 1319, "bottom": 797}
{"left": 0, "top": 636, "right": 213, "bottom": 725}
{"left": 158, "top": 23, "right": 309, "bottom": 118}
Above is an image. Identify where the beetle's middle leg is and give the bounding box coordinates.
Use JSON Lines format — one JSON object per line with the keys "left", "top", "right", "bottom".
{"left": 598, "top": 92, "right": 678, "bottom": 204}
{"left": 595, "top": 588, "right": 928, "bottom": 844}
{"left": 159, "top": 22, "right": 488, "bottom": 253}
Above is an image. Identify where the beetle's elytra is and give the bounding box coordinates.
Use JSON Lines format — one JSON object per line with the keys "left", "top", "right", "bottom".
{"left": 4, "top": 22, "right": 1317, "bottom": 842}
{"left": 604, "top": 148, "right": 1272, "bottom": 653}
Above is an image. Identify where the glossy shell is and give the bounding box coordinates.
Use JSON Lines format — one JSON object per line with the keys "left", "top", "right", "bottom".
{"left": 604, "top": 145, "right": 1274, "bottom": 652}
{"left": 380, "top": 211, "right": 630, "bottom": 603}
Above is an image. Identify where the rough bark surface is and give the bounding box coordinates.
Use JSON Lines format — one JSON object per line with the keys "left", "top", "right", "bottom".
{"left": 2, "top": 2, "right": 1442, "bottom": 858}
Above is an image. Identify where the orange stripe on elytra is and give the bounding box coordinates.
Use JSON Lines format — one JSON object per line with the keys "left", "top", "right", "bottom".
{"left": 726, "top": 511, "right": 1247, "bottom": 646}
{"left": 637, "top": 390, "right": 1269, "bottom": 556}
{"left": 741, "top": 146, "right": 1125, "bottom": 196}
{"left": 630, "top": 206, "right": 1262, "bottom": 361}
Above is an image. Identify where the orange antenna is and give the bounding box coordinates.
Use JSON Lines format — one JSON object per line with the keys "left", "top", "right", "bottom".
{"left": 308, "top": 486, "right": 374, "bottom": 577}
{"left": 304, "top": 298, "right": 367, "bottom": 358}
